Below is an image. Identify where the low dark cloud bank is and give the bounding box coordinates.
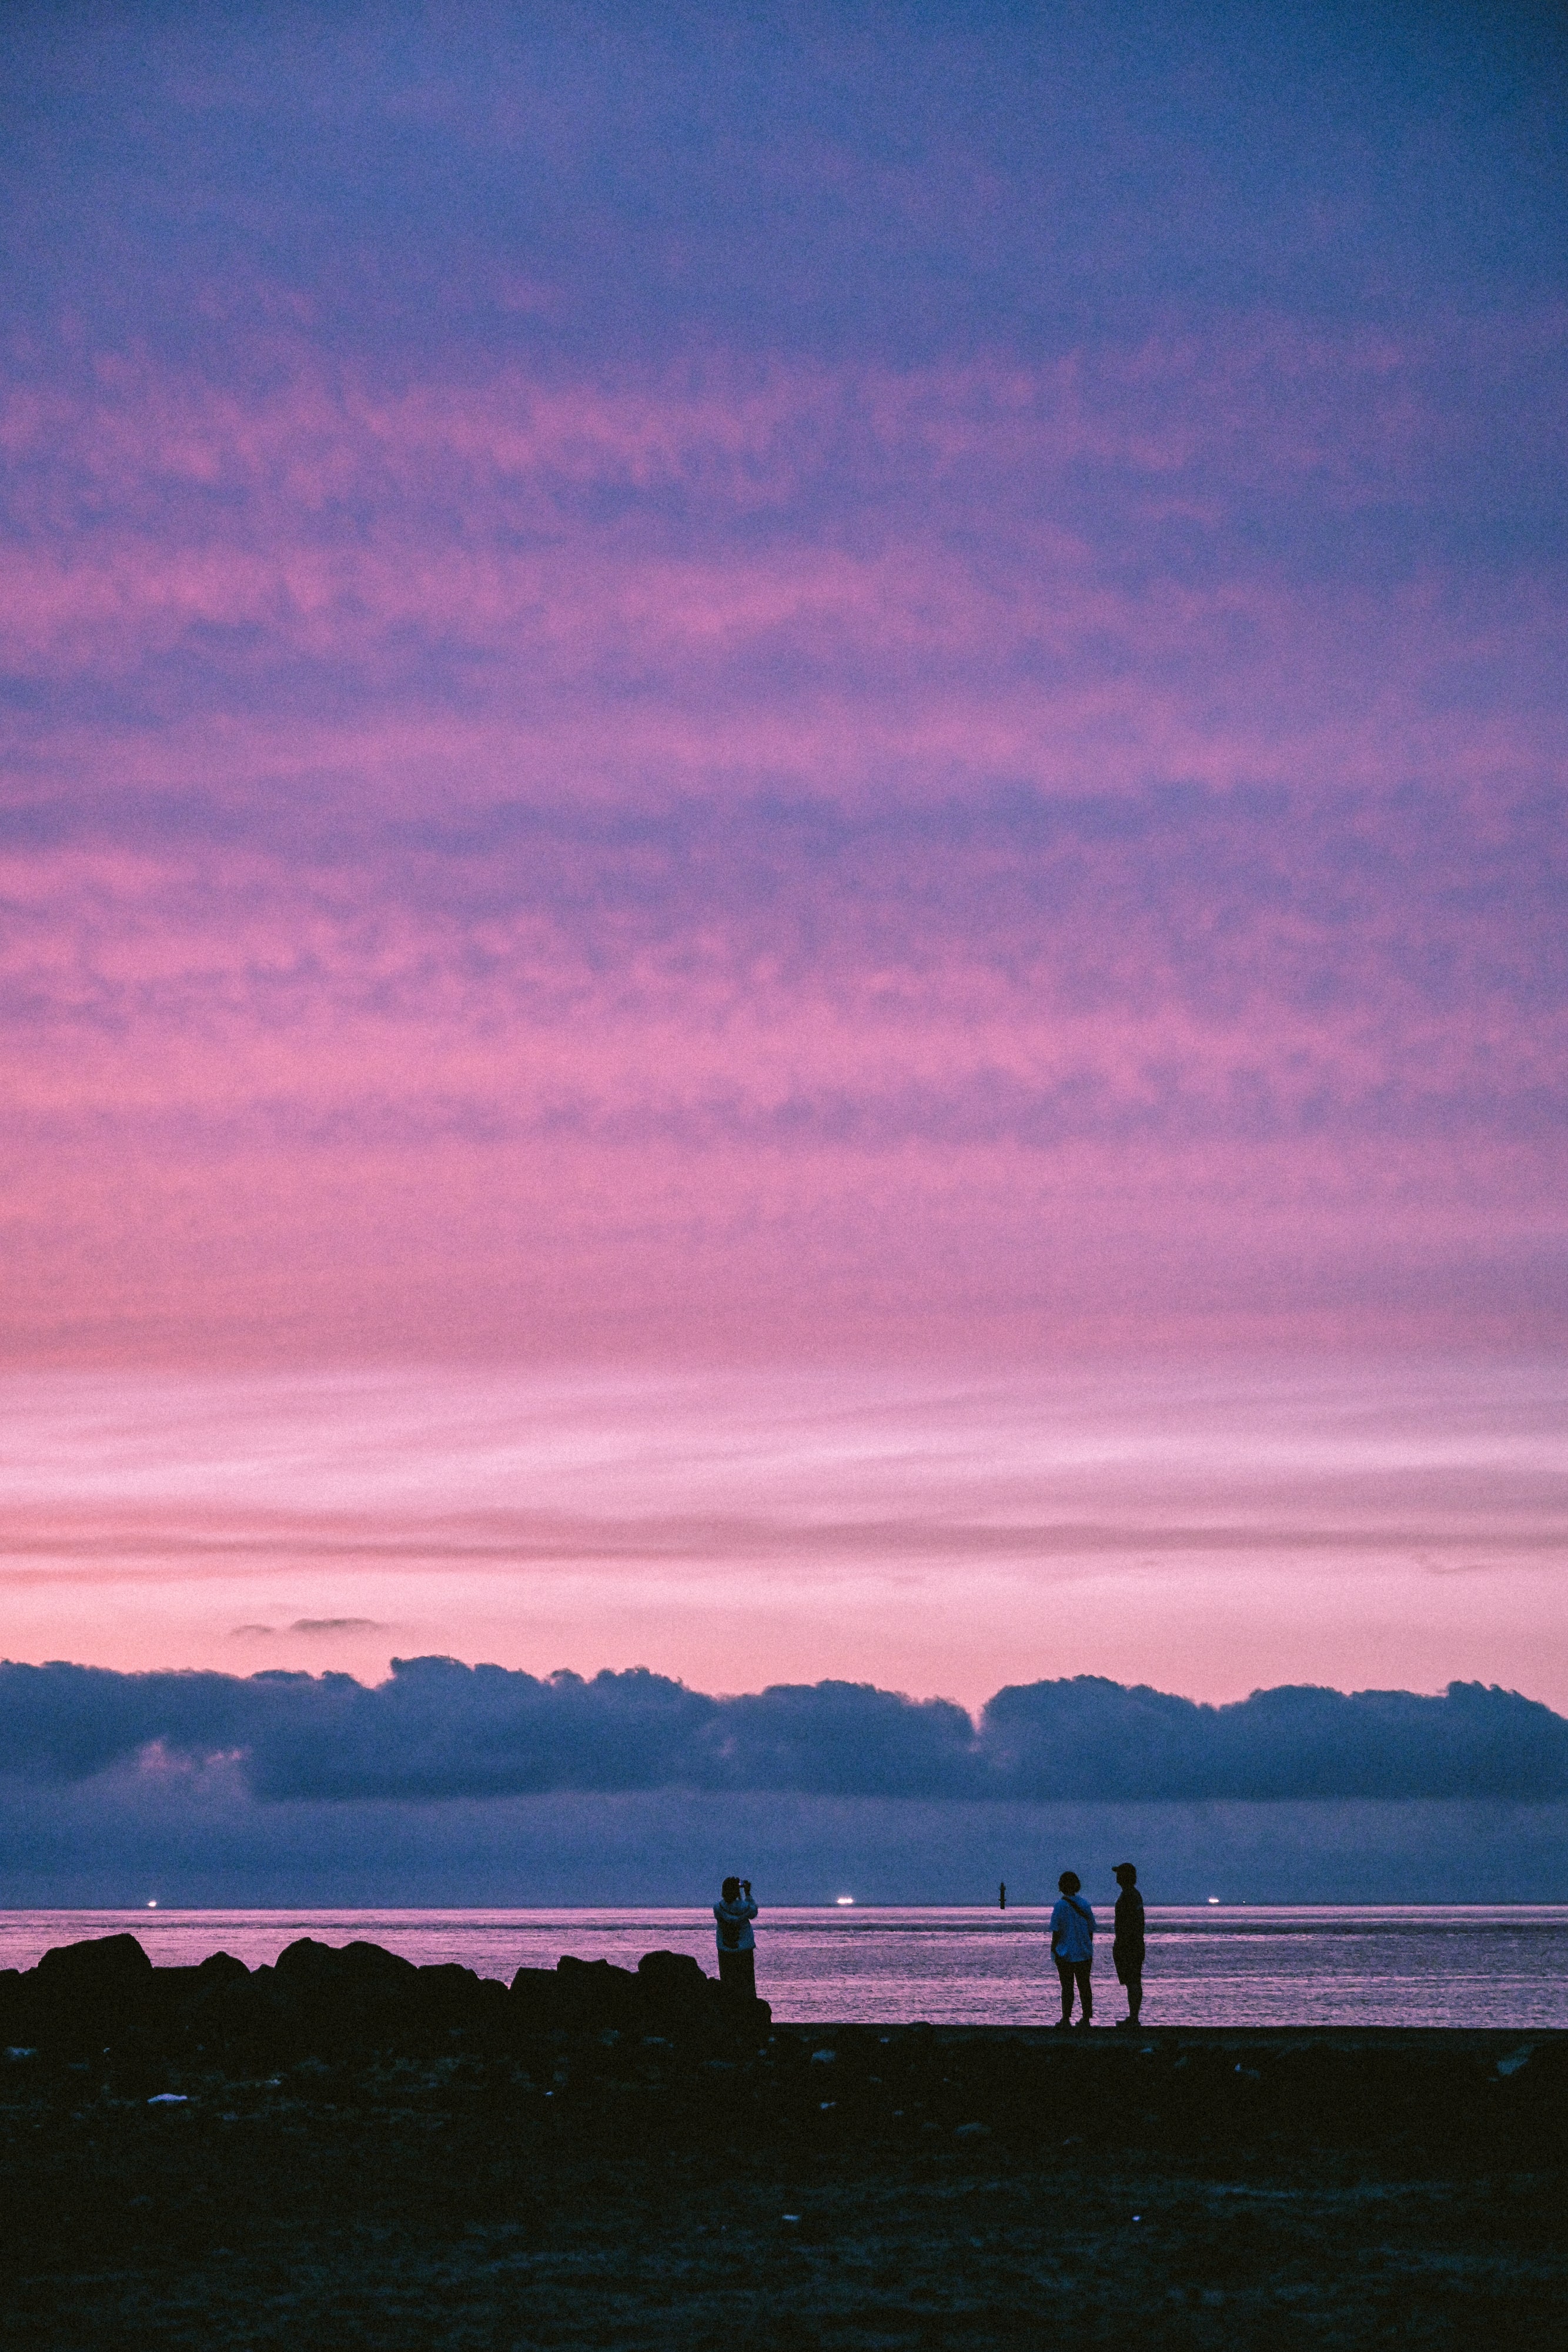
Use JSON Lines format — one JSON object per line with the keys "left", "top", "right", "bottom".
{"left": 2, "top": 1660, "right": 1563, "bottom": 1805}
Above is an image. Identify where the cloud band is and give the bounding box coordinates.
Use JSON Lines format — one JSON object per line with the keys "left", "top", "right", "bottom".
{"left": 1, "top": 1658, "right": 1562, "bottom": 1804}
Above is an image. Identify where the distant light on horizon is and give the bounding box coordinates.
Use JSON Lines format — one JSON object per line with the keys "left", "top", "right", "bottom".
{"left": 1208, "top": 1896, "right": 1221, "bottom": 1905}
{"left": 146, "top": 1899, "right": 158, "bottom": 1909}
{"left": 835, "top": 1895, "right": 855, "bottom": 1906}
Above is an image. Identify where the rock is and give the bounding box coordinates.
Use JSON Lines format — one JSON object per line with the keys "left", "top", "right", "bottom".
{"left": 639, "top": 1947, "right": 710, "bottom": 1985}
{"left": 253, "top": 1939, "right": 440, "bottom": 2059}
{"left": 145, "top": 1966, "right": 208, "bottom": 2019}
{"left": 554, "top": 1956, "right": 640, "bottom": 2029}
{"left": 36, "top": 1933, "right": 153, "bottom": 1998}
{"left": 273, "top": 1937, "right": 342, "bottom": 1986}
{"left": 0, "top": 1969, "right": 25, "bottom": 2040}
{"left": 195, "top": 1952, "right": 250, "bottom": 1985}
{"left": 275, "top": 1938, "right": 418, "bottom": 1991}
{"left": 28, "top": 1935, "right": 156, "bottom": 2044}
{"left": 636, "top": 1950, "right": 720, "bottom": 2023}
{"left": 413, "top": 1960, "right": 484, "bottom": 2019}
{"left": 509, "top": 1966, "right": 564, "bottom": 2028}
{"left": 470, "top": 1977, "right": 511, "bottom": 2026}
{"left": 340, "top": 1939, "right": 420, "bottom": 1987}
{"left": 411, "top": 1963, "right": 509, "bottom": 2039}
{"left": 417, "top": 1961, "right": 480, "bottom": 1993}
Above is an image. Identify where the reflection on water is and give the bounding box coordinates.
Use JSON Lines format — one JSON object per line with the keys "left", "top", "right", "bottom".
{"left": 1, "top": 1907, "right": 1563, "bottom": 2027}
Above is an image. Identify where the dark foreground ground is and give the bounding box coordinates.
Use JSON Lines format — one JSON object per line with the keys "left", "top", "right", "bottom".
{"left": 1, "top": 1936, "right": 1563, "bottom": 2346}
{"left": 2, "top": 2014, "right": 1564, "bottom": 2348}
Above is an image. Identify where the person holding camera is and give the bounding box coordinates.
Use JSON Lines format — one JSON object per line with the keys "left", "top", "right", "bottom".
{"left": 714, "top": 1875, "right": 760, "bottom": 2002}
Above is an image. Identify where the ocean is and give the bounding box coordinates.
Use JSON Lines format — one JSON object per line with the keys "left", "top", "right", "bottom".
{"left": 2, "top": 1906, "right": 1564, "bottom": 2027}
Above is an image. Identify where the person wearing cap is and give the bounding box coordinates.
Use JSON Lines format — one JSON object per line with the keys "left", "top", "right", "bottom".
{"left": 1112, "top": 1862, "right": 1146, "bottom": 2027}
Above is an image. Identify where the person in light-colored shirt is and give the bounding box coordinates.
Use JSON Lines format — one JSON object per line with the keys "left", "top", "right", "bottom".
{"left": 714, "top": 1876, "right": 759, "bottom": 2003}
{"left": 1049, "top": 1870, "right": 1095, "bottom": 2028}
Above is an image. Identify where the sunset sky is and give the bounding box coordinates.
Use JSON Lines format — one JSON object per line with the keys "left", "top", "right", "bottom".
{"left": 2, "top": 2, "right": 1564, "bottom": 1722}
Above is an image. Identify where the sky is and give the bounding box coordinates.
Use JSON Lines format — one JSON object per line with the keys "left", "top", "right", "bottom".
{"left": 2, "top": 1357, "right": 1565, "bottom": 1709}
{"left": 1, "top": 0, "right": 1566, "bottom": 1834}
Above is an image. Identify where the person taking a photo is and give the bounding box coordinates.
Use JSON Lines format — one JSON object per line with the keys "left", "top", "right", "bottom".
{"left": 714, "top": 1876, "right": 760, "bottom": 2003}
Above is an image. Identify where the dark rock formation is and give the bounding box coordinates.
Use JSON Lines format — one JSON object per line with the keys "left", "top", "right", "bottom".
{"left": 0, "top": 1935, "right": 767, "bottom": 2066}
{"left": 35, "top": 1932, "right": 153, "bottom": 1999}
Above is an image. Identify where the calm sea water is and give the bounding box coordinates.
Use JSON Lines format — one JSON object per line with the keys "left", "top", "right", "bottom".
{"left": 2, "top": 1907, "right": 1564, "bottom": 2027}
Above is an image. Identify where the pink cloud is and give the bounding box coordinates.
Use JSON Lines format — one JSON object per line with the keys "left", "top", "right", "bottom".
{"left": 0, "top": 316, "right": 1562, "bottom": 1375}
{"left": 6, "top": 311, "right": 1561, "bottom": 512}
{"left": 0, "top": 1359, "right": 1562, "bottom": 1707}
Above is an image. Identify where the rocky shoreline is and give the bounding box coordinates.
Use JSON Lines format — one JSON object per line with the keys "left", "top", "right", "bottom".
{"left": 2, "top": 1934, "right": 1563, "bottom": 2347}
{"left": 1, "top": 1927, "right": 769, "bottom": 2069}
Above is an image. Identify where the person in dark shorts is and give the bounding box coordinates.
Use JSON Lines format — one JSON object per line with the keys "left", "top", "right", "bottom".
{"left": 1112, "top": 1862, "right": 1145, "bottom": 2027}
{"left": 713, "top": 1876, "right": 759, "bottom": 2001}
{"left": 1049, "top": 1870, "right": 1095, "bottom": 2027}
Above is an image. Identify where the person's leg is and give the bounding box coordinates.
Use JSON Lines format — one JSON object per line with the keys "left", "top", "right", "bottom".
{"left": 1075, "top": 1961, "right": 1093, "bottom": 2024}
{"left": 735, "top": 1948, "right": 756, "bottom": 2002}
{"left": 1054, "top": 1955, "right": 1075, "bottom": 2023}
{"left": 1126, "top": 1966, "right": 1142, "bottom": 2026}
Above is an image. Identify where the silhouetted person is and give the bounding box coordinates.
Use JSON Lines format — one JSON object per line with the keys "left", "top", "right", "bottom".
{"left": 714, "top": 1875, "right": 758, "bottom": 2002}
{"left": 1049, "top": 1870, "right": 1095, "bottom": 2027}
{"left": 1112, "top": 1862, "right": 1146, "bottom": 2027}
{"left": 999, "top": 1880, "right": 1007, "bottom": 1910}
